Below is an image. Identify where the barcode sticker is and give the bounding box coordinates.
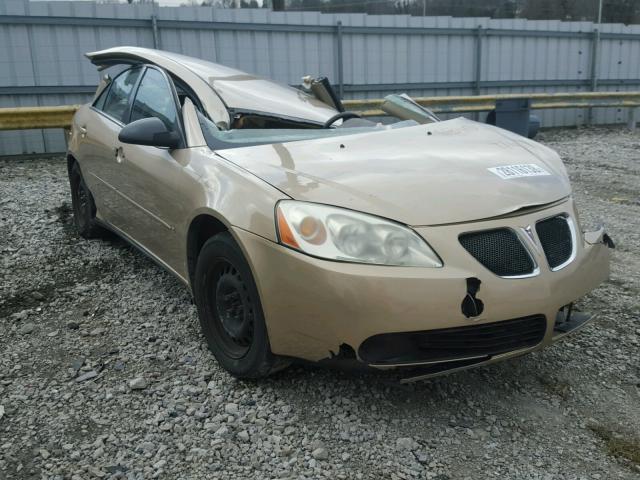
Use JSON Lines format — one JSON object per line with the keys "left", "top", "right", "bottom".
{"left": 488, "top": 164, "right": 551, "bottom": 179}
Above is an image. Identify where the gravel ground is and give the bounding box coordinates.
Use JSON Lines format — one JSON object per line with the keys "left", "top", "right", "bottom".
{"left": 1, "top": 126, "right": 639, "bottom": 480}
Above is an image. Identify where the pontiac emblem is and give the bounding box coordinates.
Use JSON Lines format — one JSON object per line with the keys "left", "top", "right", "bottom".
{"left": 523, "top": 225, "right": 535, "bottom": 242}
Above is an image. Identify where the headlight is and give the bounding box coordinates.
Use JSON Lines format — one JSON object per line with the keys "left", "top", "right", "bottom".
{"left": 276, "top": 201, "right": 442, "bottom": 267}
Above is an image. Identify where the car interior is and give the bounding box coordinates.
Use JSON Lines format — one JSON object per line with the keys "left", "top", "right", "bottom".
{"left": 93, "top": 63, "right": 440, "bottom": 153}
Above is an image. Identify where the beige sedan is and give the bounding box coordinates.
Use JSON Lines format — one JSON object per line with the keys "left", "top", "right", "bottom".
{"left": 67, "top": 47, "right": 613, "bottom": 381}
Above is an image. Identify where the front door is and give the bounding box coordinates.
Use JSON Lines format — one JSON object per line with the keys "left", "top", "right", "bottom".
{"left": 111, "top": 66, "right": 195, "bottom": 275}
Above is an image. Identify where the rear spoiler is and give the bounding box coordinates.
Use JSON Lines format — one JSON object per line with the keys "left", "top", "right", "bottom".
{"left": 86, "top": 49, "right": 147, "bottom": 71}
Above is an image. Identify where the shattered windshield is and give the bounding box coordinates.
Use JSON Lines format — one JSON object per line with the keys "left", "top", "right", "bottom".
{"left": 198, "top": 112, "right": 419, "bottom": 150}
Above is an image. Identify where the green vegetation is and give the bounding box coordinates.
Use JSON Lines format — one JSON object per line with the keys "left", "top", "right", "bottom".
{"left": 589, "top": 424, "right": 640, "bottom": 466}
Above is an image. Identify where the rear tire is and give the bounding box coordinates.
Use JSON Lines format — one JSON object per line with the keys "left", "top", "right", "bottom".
{"left": 69, "top": 162, "right": 102, "bottom": 239}
{"left": 194, "top": 232, "right": 288, "bottom": 378}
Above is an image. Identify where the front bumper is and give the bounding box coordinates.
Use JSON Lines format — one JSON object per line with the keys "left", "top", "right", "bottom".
{"left": 235, "top": 199, "right": 611, "bottom": 370}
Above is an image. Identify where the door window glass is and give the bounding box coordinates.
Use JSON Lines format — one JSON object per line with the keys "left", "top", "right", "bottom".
{"left": 101, "top": 68, "right": 142, "bottom": 123}
{"left": 93, "top": 86, "right": 109, "bottom": 111}
{"left": 130, "top": 68, "right": 179, "bottom": 131}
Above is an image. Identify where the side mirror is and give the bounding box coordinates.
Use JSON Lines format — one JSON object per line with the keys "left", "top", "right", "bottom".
{"left": 381, "top": 94, "right": 439, "bottom": 124}
{"left": 118, "top": 117, "right": 181, "bottom": 149}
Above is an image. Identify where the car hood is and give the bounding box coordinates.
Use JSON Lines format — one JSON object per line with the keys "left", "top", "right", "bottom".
{"left": 217, "top": 118, "right": 572, "bottom": 226}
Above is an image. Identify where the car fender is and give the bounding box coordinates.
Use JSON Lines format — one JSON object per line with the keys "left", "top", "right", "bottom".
{"left": 182, "top": 147, "right": 289, "bottom": 268}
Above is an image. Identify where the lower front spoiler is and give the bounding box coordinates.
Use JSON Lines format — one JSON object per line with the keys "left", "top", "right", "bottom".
{"left": 397, "top": 309, "right": 594, "bottom": 383}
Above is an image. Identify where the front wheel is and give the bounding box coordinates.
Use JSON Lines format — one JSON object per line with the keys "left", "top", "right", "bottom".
{"left": 194, "top": 232, "right": 288, "bottom": 378}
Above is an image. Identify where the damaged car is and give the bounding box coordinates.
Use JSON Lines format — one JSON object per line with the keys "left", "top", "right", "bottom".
{"left": 66, "top": 47, "right": 613, "bottom": 381}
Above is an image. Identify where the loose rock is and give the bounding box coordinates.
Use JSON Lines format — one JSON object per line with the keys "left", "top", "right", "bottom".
{"left": 311, "top": 447, "right": 329, "bottom": 460}
{"left": 19, "top": 323, "right": 35, "bottom": 335}
{"left": 0, "top": 131, "right": 638, "bottom": 479}
{"left": 396, "top": 437, "right": 417, "bottom": 451}
{"left": 128, "top": 377, "right": 148, "bottom": 390}
{"left": 75, "top": 370, "right": 98, "bottom": 383}
{"left": 224, "top": 403, "right": 239, "bottom": 415}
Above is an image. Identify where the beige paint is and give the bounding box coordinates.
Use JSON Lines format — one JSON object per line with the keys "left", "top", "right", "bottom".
{"left": 87, "top": 47, "right": 231, "bottom": 128}
{"left": 86, "top": 46, "right": 338, "bottom": 128}
{"left": 182, "top": 98, "right": 207, "bottom": 148}
{"left": 68, "top": 105, "right": 288, "bottom": 282}
{"left": 234, "top": 197, "right": 609, "bottom": 362}
{"left": 217, "top": 117, "right": 571, "bottom": 226}
{"left": 68, "top": 47, "right": 611, "bottom": 376}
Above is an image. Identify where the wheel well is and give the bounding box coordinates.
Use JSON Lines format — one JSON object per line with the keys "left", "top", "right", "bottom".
{"left": 187, "top": 214, "right": 228, "bottom": 286}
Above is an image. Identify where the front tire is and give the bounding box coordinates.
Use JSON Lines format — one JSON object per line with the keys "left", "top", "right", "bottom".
{"left": 69, "top": 162, "right": 102, "bottom": 239}
{"left": 194, "top": 232, "right": 288, "bottom": 378}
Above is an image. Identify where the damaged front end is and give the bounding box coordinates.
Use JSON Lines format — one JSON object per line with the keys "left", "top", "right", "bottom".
{"left": 398, "top": 306, "right": 600, "bottom": 383}
{"left": 234, "top": 197, "right": 613, "bottom": 382}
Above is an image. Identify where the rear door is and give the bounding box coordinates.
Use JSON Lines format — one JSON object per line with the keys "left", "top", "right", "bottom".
{"left": 78, "top": 67, "right": 143, "bottom": 225}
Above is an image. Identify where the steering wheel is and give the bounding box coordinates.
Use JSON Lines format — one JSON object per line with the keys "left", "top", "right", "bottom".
{"left": 323, "top": 111, "right": 362, "bottom": 128}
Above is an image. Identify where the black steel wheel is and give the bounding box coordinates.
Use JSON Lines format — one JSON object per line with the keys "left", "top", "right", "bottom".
{"left": 212, "top": 261, "right": 255, "bottom": 358}
{"left": 194, "top": 232, "right": 289, "bottom": 378}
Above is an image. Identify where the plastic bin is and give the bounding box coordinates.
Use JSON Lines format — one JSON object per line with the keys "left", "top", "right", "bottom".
{"left": 485, "top": 98, "right": 539, "bottom": 138}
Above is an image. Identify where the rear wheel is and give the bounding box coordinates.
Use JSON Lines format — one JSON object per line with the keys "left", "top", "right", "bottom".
{"left": 69, "top": 162, "right": 102, "bottom": 239}
{"left": 194, "top": 232, "right": 288, "bottom": 378}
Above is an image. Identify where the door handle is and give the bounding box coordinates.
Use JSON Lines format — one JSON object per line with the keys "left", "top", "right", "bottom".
{"left": 115, "top": 147, "right": 125, "bottom": 164}
{"left": 79, "top": 126, "right": 87, "bottom": 138}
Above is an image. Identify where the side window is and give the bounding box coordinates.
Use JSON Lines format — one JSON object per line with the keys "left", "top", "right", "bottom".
{"left": 130, "top": 68, "right": 179, "bottom": 131}
{"left": 172, "top": 75, "right": 204, "bottom": 113}
{"left": 101, "top": 68, "right": 142, "bottom": 123}
{"left": 93, "top": 85, "right": 109, "bottom": 111}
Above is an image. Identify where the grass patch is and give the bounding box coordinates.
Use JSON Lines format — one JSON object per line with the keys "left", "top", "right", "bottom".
{"left": 589, "top": 424, "right": 640, "bottom": 466}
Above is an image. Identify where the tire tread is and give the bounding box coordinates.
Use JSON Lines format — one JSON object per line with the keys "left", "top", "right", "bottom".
{"left": 194, "top": 232, "right": 289, "bottom": 379}
{"left": 70, "top": 162, "right": 102, "bottom": 239}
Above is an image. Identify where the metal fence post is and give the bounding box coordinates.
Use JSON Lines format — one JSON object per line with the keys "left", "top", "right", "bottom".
{"left": 628, "top": 107, "right": 638, "bottom": 130}
{"left": 151, "top": 14, "right": 160, "bottom": 49}
{"left": 336, "top": 21, "right": 344, "bottom": 99}
{"left": 474, "top": 26, "right": 483, "bottom": 96}
{"left": 588, "top": 27, "right": 600, "bottom": 125}
{"left": 474, "top": 26, "right": 484, "bottom": 120}
{"left": 590, "top": 29, "right": 600, "bottom": 91}
{"left": 25, "top": 18, "right": 48, "bottom": 152}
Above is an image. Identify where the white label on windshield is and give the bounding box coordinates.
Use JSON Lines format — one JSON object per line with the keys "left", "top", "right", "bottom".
{"left": 488, "top": 164, "right": 551, "bottom": 179}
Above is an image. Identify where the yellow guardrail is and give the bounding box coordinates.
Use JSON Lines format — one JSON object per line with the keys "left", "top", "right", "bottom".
{"left": 0, "top": 105, "right": 80, "bottom": 130}
{"left": 344, "top": 92, "right": 640, "bottom": 121}
{"left": 0, "top": 92, "right": 638, "bottom": 131}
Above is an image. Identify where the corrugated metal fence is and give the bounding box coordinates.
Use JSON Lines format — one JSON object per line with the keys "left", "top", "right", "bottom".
{"left": 1, "top": 0, "right": 640, "bottom": 155}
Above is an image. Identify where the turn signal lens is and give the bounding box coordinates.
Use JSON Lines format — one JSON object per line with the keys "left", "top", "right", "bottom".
{"left": 276, "top": 207, "right": 299, "bottom": 249}
{"left": 275, "top": 200, "right": 442, "bottom": 267}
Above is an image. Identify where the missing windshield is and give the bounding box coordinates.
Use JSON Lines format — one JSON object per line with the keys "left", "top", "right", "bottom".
{"left": 198, "top": 112, "right": 419, "bottom": 150}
